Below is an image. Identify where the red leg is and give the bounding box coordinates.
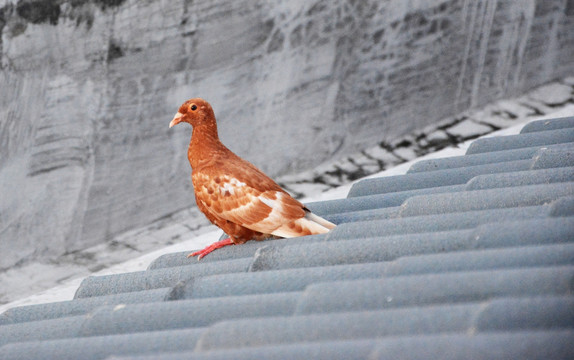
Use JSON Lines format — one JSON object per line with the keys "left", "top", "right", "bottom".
{"left": 188, "top": 237, "right": 235, "bottom": 260}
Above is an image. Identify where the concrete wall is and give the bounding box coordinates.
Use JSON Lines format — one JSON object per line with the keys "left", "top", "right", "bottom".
{"left": 1, "top": 0, "right": 573, "bottom": 269}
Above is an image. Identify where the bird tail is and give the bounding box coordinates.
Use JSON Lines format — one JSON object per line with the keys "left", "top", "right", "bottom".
{"left": 304, "top": 211, "right": 336, "bottom": 230}
{"left": 271, "top": 211, "right": 336, "bottom": 238}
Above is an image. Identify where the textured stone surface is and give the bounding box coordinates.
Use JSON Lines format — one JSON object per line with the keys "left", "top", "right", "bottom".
{"left": 528, "top": 83, "right": 573, "bottom": 106}
{"left": 446, "top": 119, "right": 493, "bottom": 139}
{"left": 425, "top": 130, "right": 451, "bottom": 147}
{"left": 363, "top": 146, "right": 402, "bottom": 165}
{"left": 1, "top": 0, "right": 574, "bottom": 270}
{"left": 392, "top": 147, "right": 419, "bottom": 161}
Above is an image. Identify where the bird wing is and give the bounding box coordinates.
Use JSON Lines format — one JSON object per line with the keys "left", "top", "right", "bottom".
{"left": 193, "top": 169, "right": 307, "bottom": 235}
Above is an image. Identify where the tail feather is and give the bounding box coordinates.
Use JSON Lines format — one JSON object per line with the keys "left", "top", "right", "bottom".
{"left": 304, "top": 211, "right": 336, "bottom": 230}
{"left": 271, "top": 211, "right": 335, "bottom": 238}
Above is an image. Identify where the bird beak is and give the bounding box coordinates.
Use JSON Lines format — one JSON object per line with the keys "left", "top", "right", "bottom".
{"left": 169, "top": 112, "right": 184, "bottom": 128}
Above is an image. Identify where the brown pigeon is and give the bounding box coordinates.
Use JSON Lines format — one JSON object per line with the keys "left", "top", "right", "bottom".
{"left": 169, "top": 98, "right": 336, "bottom": 259}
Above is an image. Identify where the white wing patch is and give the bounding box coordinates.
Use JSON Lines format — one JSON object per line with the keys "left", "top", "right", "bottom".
{"left": 229, "top": 178, "right": 246, "bottom": 187}
{"left": 250, "top": 191, "right": 291, "bottom": 233}
{"left": 220, "top": 181, "right": 235, "bottom": 195}
{"left": 258, "top": 194, "right": 277, "bottom": 209}
{"left": 219, "top": 177, "right": 246, "bottom": 196}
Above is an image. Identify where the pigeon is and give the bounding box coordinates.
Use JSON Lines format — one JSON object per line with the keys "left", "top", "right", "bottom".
{"left": 169, "top": 98, "right": 336, "bottom": 259}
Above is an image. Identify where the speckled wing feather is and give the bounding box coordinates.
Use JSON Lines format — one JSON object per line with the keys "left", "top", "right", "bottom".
{"left": 193, "top": 158, "right": 334, "bottom": 238}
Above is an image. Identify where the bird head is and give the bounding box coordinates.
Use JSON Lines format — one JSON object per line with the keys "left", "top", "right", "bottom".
{"left": 169, "top": 98, "right": 215, "bottom": 129}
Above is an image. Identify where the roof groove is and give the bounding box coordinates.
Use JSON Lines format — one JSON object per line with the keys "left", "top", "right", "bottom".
{"left": 408, "top": 142, "right": 574, "bottom": 173}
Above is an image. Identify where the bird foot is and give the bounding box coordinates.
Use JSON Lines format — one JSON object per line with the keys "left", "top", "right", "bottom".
{"left": 188, "top": 237, "right": 235, "bottom": 260}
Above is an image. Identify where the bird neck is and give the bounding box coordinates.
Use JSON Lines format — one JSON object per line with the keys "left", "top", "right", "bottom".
{"left": 188, "top": 124, "right": 226, "bottom": 169}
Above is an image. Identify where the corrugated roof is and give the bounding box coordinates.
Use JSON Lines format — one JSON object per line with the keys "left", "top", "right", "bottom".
{"left": 0, "top": 116, "right": 573, "bottom": 360}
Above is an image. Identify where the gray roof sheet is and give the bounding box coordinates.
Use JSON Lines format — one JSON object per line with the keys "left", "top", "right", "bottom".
{"left": 1, "top": 116, "right": 573, "bottom": 359}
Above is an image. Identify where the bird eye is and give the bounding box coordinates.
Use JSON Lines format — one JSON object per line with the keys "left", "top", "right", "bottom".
{"left": 191, "top": 104, "right": 197, "bottom": 111}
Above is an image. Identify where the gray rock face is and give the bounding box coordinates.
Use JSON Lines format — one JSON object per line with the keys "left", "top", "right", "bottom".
{"left": 1, "top": 0, "right": 573, "bottom": 269}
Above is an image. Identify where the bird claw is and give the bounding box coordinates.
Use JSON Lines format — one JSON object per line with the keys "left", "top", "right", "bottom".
{"left": 187, "top": 237, "right": 234, "bottom": 260}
